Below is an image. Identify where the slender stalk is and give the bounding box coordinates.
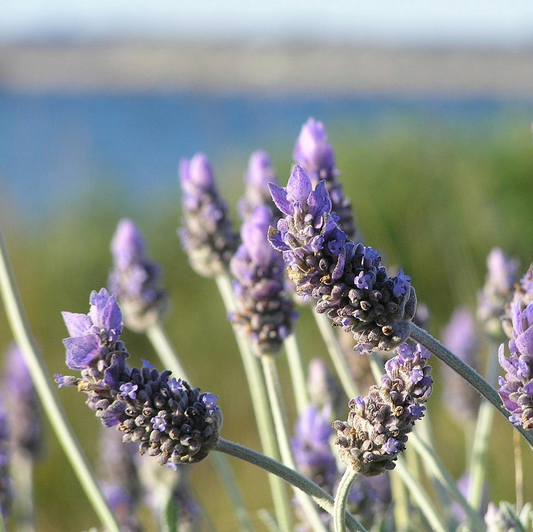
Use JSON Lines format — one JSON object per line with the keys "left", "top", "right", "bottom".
{"left": 514, "top": 430, "right": 523, "bottom": 511}
{"left": 409, "top": 323, "right": 533, "bottom": 450}
{"left": 161, "top": 492, "right": 178, "bottom": 532}
{"left": 146, "top": 322, "right": 254, "bottom": 532}
{"left": 261, "top": 355, "right": 327, "bottom": 532}
{"left": 12, "top": 452, "right": 35, "bottom": 532}
{"left": 216, "top": 438, "right": 368, "bottom": 532}
{"left": 390, "top": 469, "right": 409, "bottom": 532}
{"left": 0, "top": 230, "right": 120, "bottom": 532}
{"left": 334, "top": 469, "right": 358, "bottom": 532}
{"left": 284, "top": 333, "right": 310, "bottom": 415}
{"left": 467, "top": 340, "right": 500, "bottom": 511}
{"left": 369, "top": 353, "right": 484, "bottom": 531}
{"left": 216, "top": 274, "right": 293, "bottom": 532}
{"left": 313, "top": 313, "right": 360, "bottom": 398}
{"left": 394, "top": 460, "right": 447, "bottom": 532}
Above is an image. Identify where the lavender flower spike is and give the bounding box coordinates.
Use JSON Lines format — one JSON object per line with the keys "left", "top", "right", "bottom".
{"left": 239, "top": 150, "right": 279, "bottom": 220}
{"left": 497, "top": 297, "right": 533, "bottom": 429}
{"left": 57, "top": 289, "right": 222, "bottom": 466}
{"left": 179, "top": 153, "right": 239, "bottom": 277}
{"left": 333, "top": 343, "right": 432, "bottom": 476}
{"left": 268, "top": 164, "right": 416, "bottom": 353}
{"left": 478, "top": 248, "right": 519, "bottom": 338}
{"left": 442, "top": 307, "right": 481, "bottom": 422}
{"left": 0, "top": 394, "right": 12, "bottom": 516}
{"left": 2, "top": 343, "right": 42, "bottom": 457}
{"left": 230, "top": 205, "right": 296, "bottom": 355}
{"left": 484, "top": 501, "right": 533, "bottom": 532}
{"left": 294, "top": 118, "right": 358, "bottom": 240}
{"left": 109, "top": 219, "right": 168, "bottom": 332}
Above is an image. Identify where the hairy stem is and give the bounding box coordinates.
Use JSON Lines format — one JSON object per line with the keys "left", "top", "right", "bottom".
{"left": 410, "top": 323, "right": 533, "bottom": 450}
{"left": 334, "top": 469, "right": 357, "bottom": 532}
{"left": 262, "top": 355, "right": 327, "bottom": 532}
{"left": 216, "top": 438, "right": 367, "bottom": 532}
{"left": 0, "top": 230, "right": 120, "bottom": 532}
{"left": 146, "top": 322, "right": 254, "bottom": 532}
{"left": 216, "top": 274, "right": 292, "bottom": 532}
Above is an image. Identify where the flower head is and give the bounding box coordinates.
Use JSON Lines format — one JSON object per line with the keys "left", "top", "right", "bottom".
{"left": 178, "top": 153, "right": 239, "bottom": 277}
{"left": 333, "top": 343, "right": 432, "bottom": 476}
{"left": 109, "top": 219, "right": 168, "bottom": 332}
{"left": 230, "top": 205, "right": 296, "bottom": 355}
{"left": 239, "top": 151, "right": 279, "bottom": 220}
{"left": 268, "top": 165, "right": 416, "bottom": 354}
{"left": 57, "top": 290, "right": 222, "bottom": 466}
{"left": 2, "top": 343, "right": 43, "bottom": 457}
{"left": 498, "top": 297, "right": 533, "bottom": 429}
{"left": 293, "top": 118, "right": 358, "bottom": 240}
{"left": 478, "top": 248, "right": 519, "bottom": 337}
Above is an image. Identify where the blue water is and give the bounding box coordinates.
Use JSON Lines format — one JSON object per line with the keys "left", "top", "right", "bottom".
{"left": 0, "top": 90, "right": 531, "bottom": 219}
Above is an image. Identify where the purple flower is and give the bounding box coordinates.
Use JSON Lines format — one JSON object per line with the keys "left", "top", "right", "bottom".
{"left": 178, "top": 153, "right": 239, "bottom": 278}
{"left": 333, "top": 343, "right": 432, "bottom": 476}
{"left": 61, "top": 288, "right": 123, "bottom": 370}
{"left": 230, "top": 205, "right": 296, "bottom": 355}
{"left": 292, "top": 404, "right": 337, "bottom": 490}
{"left": 239, "top": 150, "right": 279, "bottom": 220}
{"left": 442, "top": 307, "right": 481, "bottom": 421}
{"left": 2, "top": 343, "right": 43, "bottom": 457}
{"left": 57, "top": 290, "right": 223, "bottom": 466}
{"left": 293, "top": 118, "right": 358, "bottom": 240}
{"left": 478, "top": 248, "right": 519, "bottom": 337}
{"left": 0, "top": 394, "right": 12, "bottom": 516}
{"left": 268, "top": 165, "right": 416, "bottom": 354}
{"left": 109, "top": 219, "right": 167, "bottom": 332}
{"left": 498, "top": 298, "right": 533, "bottom": 430}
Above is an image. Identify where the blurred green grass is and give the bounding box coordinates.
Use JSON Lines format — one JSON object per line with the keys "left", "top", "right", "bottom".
{"left": 1, "top": 120, "right": 533, "bottom": 530}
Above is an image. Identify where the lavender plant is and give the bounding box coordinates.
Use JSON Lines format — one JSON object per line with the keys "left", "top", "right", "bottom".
{"left": 178, "top": 153, "right": 239, "bottom": 277}
{"left": 230, "top": 205, "right": 296, "bottom": 355}
{"left": 268, "top": 164, "right": 416, "bottom": 353}
{"left": 497, "top": 297, "right": 533, "bottom": 430}
{"left": 109, "top": 219, "right": 168, "bottom": 332}
{"left": 294, "top": 118, "right": 358, "bottom": 241}
{"left": 239, "top": 150, "right": 280, "bottom": 220}
{"left": 56, "top": 288, "right": 223, "bottom": 466}
{"left": 484, "top": 501, "right": 533, "bottom": 532}
{"left": 478, "top": 248, "right": 519, "bottom": 338}
{"left": 333, "top": 343, "right": 433, "bottom": 476}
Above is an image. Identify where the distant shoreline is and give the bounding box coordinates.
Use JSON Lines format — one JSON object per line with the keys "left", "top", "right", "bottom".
{"left": 1, "top": 42, "right": 533, "bottom": 96}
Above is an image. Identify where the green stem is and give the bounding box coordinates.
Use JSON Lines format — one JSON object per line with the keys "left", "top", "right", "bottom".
{"left": 514, "top": 430, "right": 523, "bottom": 511}
{"left": 467, "top": 339, "right": 499, "bottom": 511}
{"left": 146, "top": 322, "right": 254, "bottom": 532}
{"left": 313, "top": 313, "right": 360, "bottom": 398}
{"left": 334, "top": 469, "right": 358, "bottom": 532}
{"left": 261, "top": 355, "right": 327, "bottom": 532}
{"left": 0, "top": 230, "right": 120, "bottom": 532}
{"left": 12, "top": 452, "right": 35, "bottom": 532}
{"left": 409, "top": 323, "right": 533, "bottom": 450}
{"left": 394, "top": 460, "right": 447, "bottom": 532}
{"left": 369, "top": 353, "right": 484, "bottom": 531}
{"left": 216, "top": 274, "right": 293, "bottom": 532}
{"left": 216, "top": 438, "right": 367, "bottom": 532}
{"left": 284, "top": 333, "right": 310, "bottom": 415}
{"left": 390, "top": 469, "right": 409, "bottom": 532}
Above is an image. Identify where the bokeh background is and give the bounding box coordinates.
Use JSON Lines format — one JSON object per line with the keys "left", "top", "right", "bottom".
{"left": 1, "top": 2, "right": 533, "bottom": 530}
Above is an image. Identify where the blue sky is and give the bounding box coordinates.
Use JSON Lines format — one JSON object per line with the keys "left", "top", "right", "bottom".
{"left": 1, "top": 1, "right": 533, "bottom": 46}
